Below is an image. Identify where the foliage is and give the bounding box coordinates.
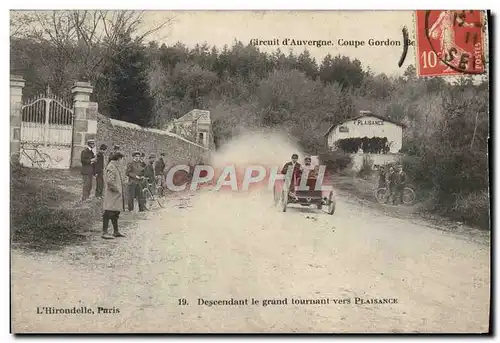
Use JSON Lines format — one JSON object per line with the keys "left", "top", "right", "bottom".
{"left": 100, "top": 34, "right": 153, "bottom": 126}
{"left": 357, "top": 155, "right": 374, "bottom": 179}
{"left": 10, "top": 167, "right": 102, "bottom": 249}
{"left": 318, "top": 150, "right": 352, "bottom": 174}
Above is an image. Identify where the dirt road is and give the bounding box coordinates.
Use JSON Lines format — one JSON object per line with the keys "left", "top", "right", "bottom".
{"left": 11, "top": 187, "right": 490, "bottom": 333}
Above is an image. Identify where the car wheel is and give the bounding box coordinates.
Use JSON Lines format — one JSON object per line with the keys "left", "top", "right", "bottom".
{"left": 273, "top": 186, "right": 279, "bottom": 205}
{"left": 280, "top": 189, "right": 288, "bottom": 212}
{"left": 327, "top": 191, "right": 335, "bottom": 215}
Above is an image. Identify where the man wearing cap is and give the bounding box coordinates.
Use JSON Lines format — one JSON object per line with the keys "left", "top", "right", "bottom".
{"left": 154, "top": 153, "right": 166, "bottom": 196}
{"left": 393, "top": 164, "right": 407, "bottom": 205}
{"left": 138, "top": 152, "right": 148, "bottom": 209}
{"left": 94, "top": 144, "right": 108, "bottom": 199}
{"left": 139, "top": 153, "right": 146, "bottom": 168}
{"left": 81, "top": 139, "right": 96, "bottom": 201}
{"left": 126, "top": 152, "right": 147, "bottom": 212}
{"left": 144, "top": 154, "right": 156, "bottom": 196}
{"left": 108, "top": 145, "right": 121, "bottom": 164}
{"left": 301, "top": 156, "right": 319, "bottom": 178}
{"left": 281, "top": 153, "right": 302, "bottom": 196}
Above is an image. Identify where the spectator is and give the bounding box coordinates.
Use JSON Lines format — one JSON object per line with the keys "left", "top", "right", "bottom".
{"left": 138, "top": 152, "right": 147, "bottom": 210}
{"left": 125, "top": 152, "right": 147, "bottom": 212}
{"left": 394, "top": 164, "right": 407, "bottom": 205}
{"left": 155, "top": 152, "right": 166, "bottom": 176}
{"left": 386, "top": 166, "right": 396, "bottom": 204}
{"left": 378, "top": 165, "right": 387, "bottom": 189}
{"left": 94, "top": 144, "right": 108, "bottom": 199}
{"left": 154, "top": 153, "right": 166, "bottom": 195}
{"left": 81, "top": 139, "right": 96, "bottom": 201}
{"left": 140, "top": 152, "right": 146, "bottom": 168}
{"left": 144, "top": 154, "right": 156, "bottom": 195}
{"left": 108, "top": 145, "right": 121, "bottom": 164}
{"left": 102, "top": 152, "right": 126, "bottom": 239}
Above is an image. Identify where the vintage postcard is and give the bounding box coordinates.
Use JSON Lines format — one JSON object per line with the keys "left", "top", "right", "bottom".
{"left": 10, "top": 10, "right": 491, "bottom": 334}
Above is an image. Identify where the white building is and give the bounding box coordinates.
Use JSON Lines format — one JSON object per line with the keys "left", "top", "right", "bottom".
{"left": 324, "top": 111, "right": 405, "bottom": 153}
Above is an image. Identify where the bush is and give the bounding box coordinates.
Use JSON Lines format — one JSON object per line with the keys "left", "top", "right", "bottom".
{"left": 451, "top": 190, "right": 490, "bottom": 229}
{"left": 401, "top": 155, "right": 428, "bottom": 188}
{"left": 10, "top": 167, "right": 102, "bottom": 249}
{"left": 401, "top": 144, "right": 490, "bottom": 230}
{"left": 357, "top": 154, "right": 374, "bottom": 178}
{"left": 318, "top": 149, "right": 352, "bottom": 175}
{"left": 12, "top": 205, "right": 95, "bottom": 247}
{"left": 427, "top": 190, "right": 490, "bottom": 230}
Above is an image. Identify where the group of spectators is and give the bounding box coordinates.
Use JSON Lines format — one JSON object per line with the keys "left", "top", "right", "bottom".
{"left": 124, "top": 150, "right": 166, "bottom": 212}
{"left": 80, "top": 139, "right": 167, "bottom": 240}
{"left": 378, "top": 164, "right": 407, "bottom": 205}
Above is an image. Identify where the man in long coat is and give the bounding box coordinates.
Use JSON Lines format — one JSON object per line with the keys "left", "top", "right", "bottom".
{"left": 102, "top": 152, "right": 126, "bottom": 239}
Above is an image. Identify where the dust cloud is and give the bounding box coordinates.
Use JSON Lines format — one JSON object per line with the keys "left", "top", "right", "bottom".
{"left": 187, "top": 129, "right": 304, "bottom": 217}
{"left": 210, "top": 129, "right": 305, "bottom": 170}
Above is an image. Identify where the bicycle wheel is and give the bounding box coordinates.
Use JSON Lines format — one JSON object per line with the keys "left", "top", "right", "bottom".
{"left": 10, "top": 152, "right": 21, "bottom": 167}
{"left": 156, "top": 185, "right": 165, "bottom": 198}
{"left": 143, "top": 188, "right": 153, "bottom": 204}
{"left": 154, "top": 191, "right": 165, "bottom": 208}
{"left": 38, "top": 153, "right": 52, "bottom": 169}
{"left": 403, "top": 187, "right": 416, "bottom": 205}
{"left": 375, "top": 188, "right": 389, "bottom": 204}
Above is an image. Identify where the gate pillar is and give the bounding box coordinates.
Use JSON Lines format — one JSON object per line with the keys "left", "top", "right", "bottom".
{"left": 10, "top": 75, "right": 25, "bottom": 164}
{"left": 71, "top": 81, "right": 97, "bottom": 168}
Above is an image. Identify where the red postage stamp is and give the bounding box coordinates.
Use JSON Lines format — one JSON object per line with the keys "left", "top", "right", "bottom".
{"left": 415, "top": 10, "right": 485, "bottom": 77}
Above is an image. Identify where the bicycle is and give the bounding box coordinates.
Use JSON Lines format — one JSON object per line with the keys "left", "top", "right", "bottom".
{"left": 13, "top": 145, "right": 52, "bottom": 169}
{"left": 375, "top": 186, "right": 416, "bottom": 205}
{"left": 155, "top": 175, "right": 166, "bottom": 197}
{"left": 141, "top": 178, "right": 165, "bottom": 208}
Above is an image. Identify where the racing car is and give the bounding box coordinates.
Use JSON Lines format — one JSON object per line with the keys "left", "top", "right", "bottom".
{"left": 273, "top": 156, "right": 336, "bottom": 214}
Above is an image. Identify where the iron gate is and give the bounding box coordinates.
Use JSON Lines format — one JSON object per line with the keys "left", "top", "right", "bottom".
{"left": 20, "top": 86, "right": 74, "bottom": 169}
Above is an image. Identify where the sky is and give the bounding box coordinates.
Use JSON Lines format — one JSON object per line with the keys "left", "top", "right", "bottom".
{"left": 141, "top": 11, "right": 418, "bottom": 76}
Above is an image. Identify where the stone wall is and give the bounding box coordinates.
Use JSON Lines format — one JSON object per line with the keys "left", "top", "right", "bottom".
{"left": 96, "top": 114, "right": 210, "bottom": 169}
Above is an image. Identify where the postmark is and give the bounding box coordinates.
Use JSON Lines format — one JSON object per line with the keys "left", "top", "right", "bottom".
{"left": 415, "top": 10, "right": 485, "bottom": 77}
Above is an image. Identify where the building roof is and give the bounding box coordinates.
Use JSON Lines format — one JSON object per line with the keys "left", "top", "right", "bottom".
{"left": 175, "top": 109, "right": 211, "bottom": 123}
{"left": 323, "top": 111, "right": 406, "bottom": 136}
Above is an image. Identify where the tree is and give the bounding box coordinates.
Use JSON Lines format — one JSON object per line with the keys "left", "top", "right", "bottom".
{"left": 10, "top": 10, "right": 173, "bottom": 98}
{"left": 319, "top": 54, "right": 364, "bottom": 89}
{"left": 296, "top": 50, "right": 318, "bottom": 80}
{"left": 101, "top": 33, "right": 153, "bottom": 126}
{"left": 170, "top": 62, "right": 219, "bottom": 109}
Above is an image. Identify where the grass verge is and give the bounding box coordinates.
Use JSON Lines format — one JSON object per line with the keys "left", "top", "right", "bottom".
{"left": 10, "top": 164, "right": 102, "bottom": 251}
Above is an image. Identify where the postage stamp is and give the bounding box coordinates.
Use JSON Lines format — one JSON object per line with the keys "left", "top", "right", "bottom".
{"left": 415, "top": 10, "right": 486, "bottom": 77}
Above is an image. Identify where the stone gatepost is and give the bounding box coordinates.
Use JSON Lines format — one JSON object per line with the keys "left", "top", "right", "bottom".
{"left": 10, "top": 75, "right": 25, "bottom": 163}
{"left": 71, "top": 81, "right": 98, "bottom": 168}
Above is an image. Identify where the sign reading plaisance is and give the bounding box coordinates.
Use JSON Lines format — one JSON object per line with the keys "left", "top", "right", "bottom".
{"left": 353, "top": 119, "right": 384, "bottom": 126}
{"left": 324, "top": 111, "right": 406, "bottom": 154}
